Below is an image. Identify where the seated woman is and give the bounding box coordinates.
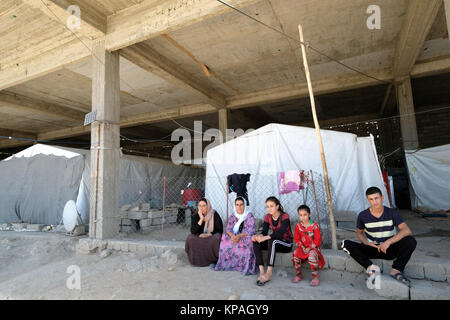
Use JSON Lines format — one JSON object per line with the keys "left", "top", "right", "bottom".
{"left": 214, "top": 197, "right": 257, "bottom": 275}
{"left": 185, "top": 198, "right": 223, "bottom": 267}
{"left": 252, "top": 196, "right": 293, "bottom": 286}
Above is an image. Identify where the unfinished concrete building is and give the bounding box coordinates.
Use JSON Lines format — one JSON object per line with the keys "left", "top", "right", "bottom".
{"left": 1, "top": 0, "right": 450, "bottom": 241}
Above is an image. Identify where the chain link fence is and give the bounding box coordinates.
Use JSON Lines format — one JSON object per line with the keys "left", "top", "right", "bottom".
{"left": 119, "top": 171, "right": 335, "bottom": 248}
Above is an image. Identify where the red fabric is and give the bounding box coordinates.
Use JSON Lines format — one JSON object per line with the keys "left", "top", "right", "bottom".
{"left": 292, "top": 221, "right": 325, "bottom": 269}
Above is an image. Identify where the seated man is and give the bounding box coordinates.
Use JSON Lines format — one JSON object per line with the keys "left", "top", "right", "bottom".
{"left": 342, "top": 187, "right": 417, "bottom": 286}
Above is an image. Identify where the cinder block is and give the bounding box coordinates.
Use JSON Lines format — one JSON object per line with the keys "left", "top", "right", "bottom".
{"left": 129, "top": 243, "right": 137, "bottom": 253}
{"left": 121, "top": 219, "right": 132, "bottom": 226}
{"left": 121, "top": 204, "right": 132, "bottom": 211}
{"left": 12, "top": 223, "right": 27, "bottom": 230}
{"left": 374, "top": 275, "right": 409, "bottom": 300}
{"left": 424, "top": 262, "right": 447, "bottom": 282}
{"left": 119, "top": 211, "right": 129, "bottom": 219}
{"left": 120, "top": 225, "right": 136, "bottom": 233}
{"left": 148, "top": 211, "right": 163, "bottom": 219}
{"left": 410, "top": 280, "right": 450, "bottom": 300}
{"left": 345, "top": 258, "right": 365, "bottom": 273}
{"left": 128, "top": 211, "right": 148, "bottom": 220}
{"left": 326, "top": 251, "right": 348, "bottom": 271}
{"left": 107, "top": 241, "right": 114, "bottom": 250}
{"left": 120, "top": 242, "right": 129, "bottom": 252}
{"left": 319, "top": 269, "right": 343, "bottom": 282}
{"left": 404, "top": 262, "right": 425, "bottom": 280}
{"left": 0, "top": 223, "right": 12, "bottom": 230}
{"left": 136, "top": 243, "right": 147, "bottom": 254}
{"left": 139, "top": 219, "right": 152, "bottom": 228}
{"left": 112, "top": 241, "right": 121, "bottom": 251}
{"left": 341, "top": 270, "right": 365, "bottom": 285}
{"left": 26, "top": 224, "right": 44, "bottom": 231}
{"left": 152, "top": 215, "right": 177, "bottom": 225}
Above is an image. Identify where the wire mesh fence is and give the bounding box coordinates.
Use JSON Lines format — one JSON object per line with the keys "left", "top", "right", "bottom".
{"left": 119, "top": 170, "right": 335, "bottom": 248}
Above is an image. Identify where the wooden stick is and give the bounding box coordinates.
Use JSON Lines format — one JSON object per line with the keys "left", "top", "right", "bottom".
{"left": 298, "top": 25, "right": 337, "bottom": 250}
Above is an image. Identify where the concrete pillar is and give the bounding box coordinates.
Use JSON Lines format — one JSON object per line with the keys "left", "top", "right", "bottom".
{"left": 396, "top": 77, "right": 419, "bottom": 150}
{"left": 218, "top": 108, "right": 228, "bottom": 143}
{"left": 89, "top": 40, "right": 121, "bottom": 240}
{"left": 445, "top": 0, "right": 450, "bottom": 44}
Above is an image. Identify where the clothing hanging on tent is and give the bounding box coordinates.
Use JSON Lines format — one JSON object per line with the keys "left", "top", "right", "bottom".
{"left": 278, "top": 170, "right": 309, "bottom": 194}
{"left": 227, "top": 173, "right": 251, "bottom": 205}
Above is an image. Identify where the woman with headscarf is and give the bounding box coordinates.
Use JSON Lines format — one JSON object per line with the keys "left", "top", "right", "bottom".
{"left": 185, "top": 197, "right": 223, "bottom": 267}
{"left": 214, "top": 197, "right": 257, "bottom": 275}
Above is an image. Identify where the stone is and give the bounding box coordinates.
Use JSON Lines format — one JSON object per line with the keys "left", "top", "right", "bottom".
{"left": 374, "top": 275, "right": 409, "bottom": 300}
{"left": 112, "top": 241, "right": 121, "bottom": 251}
{"left": 404, "top": 262, "right": 425, "bottom": 280}
{"left": 140, "top": 203, "right": 151, "bottom": 211}
{"left": 326, "top": 251, "right": 348, "bottom": 271}
{"left": 128, "top": 211, "right": 148, "bottom": 220}
{"left": 120, "top": 225, "right": 136, "bottom": 233}
{"left": 130, "top": 206, "right": 140, "bottom": 212}
{"left": 345, "top": 258, "right": 365, "bottom": 273}
{"left": 76, "top": 238, "right": 100, "bottom": 255}
{"left": 26, "top": 224, "right": 44, "bottom": 231}
{"left": 121, "top": 219, "right": 133, "bottom": 226}
{"left": 0, "top": 223, "right": 12, "bottom": 231}
{"left": 121, "top": 204, "right": 132, "bottom": 211}
{"left": 72, "top": 225, "right": 86, "bottom": 236}
{"left": 129, "top": 243, "right": 137, "bottom": 252}
{"left": 410, "top": 279, "right": 450, "bottom": 300}
{"left": 126, "top": 259, "right": 142, "bottom": 272}
{"left": 120, "top": 242, "right": 129, "bottom": 252}
{"left": 99, "top": 249, "right": 112, "bottom": 259}
{"left": 240, "top": 291, "right": 266, "bottom": 300}
{"left": 423, "top": 262, "right": 447, "bottom": 282}
{"left": 162, "top": 250, "right": 178, "bottom": 265}
{"left": 152, "top": 215, "right": 177, "bottom": 225}
{"left": 139, "top": 219, "right": 152, "bottom": 228}
{"left": 167, "top": 267, "right": 175, "bottom": 272}
{"left": 136, "top": 243, "right": 147, "bottom": 254}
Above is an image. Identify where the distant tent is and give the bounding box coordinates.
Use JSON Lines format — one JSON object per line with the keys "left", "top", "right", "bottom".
{"left": 405, "top": 144, "right": 450, "bottom": 211}
{"left": 0, "top": 144, "right": 204, "bottom": 225}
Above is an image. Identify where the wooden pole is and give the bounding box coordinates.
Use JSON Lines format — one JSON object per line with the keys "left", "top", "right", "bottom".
{"left": 298, "top": 25, "right": 337, "bottom": 250}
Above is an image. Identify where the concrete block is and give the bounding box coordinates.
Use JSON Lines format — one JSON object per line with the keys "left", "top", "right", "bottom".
{"left": 0, "top": 223, "right": 12, "bottom": 230}
{"left": 319, "top": 269, "right": 343, "bottom": 282}
{"left": 326, "top": 251, "right": 348, "bottom": 271}
{"left": 345, "top": 258, "right": 365, "bottom": 273}
{"left": 136, "top": 243, "right": 147, "bottom": 254}
{"left": 112, "top": 241, "right": 121, "bottom": 251}
{"left": 120, "top": 242, "right": 129, "bottom": 252}
{"left": 374, "top": 275, "right": 409, "bottom": 300}
{"left": 424, "top": 262, "right": 447, "bottom": 282}
{"left": 76, "top": 238, "right": 101, "bottom": 255}
{"left": 129, "top": 243, "right": 137, "bottom": 253}
{"left": 26, "top": 224, "right": 44, "bottom": 231}
{"left": 121, "top": 218, "right": 132, "bottom": 226}
{"left": 341, "top": 270, "right": 366, "bottom": 285}
{"left": 382, "top": 259, "right": 393, "bottom": 273}
{"left": 372, "top": 259, "right": 384, "bottom": 273}
{"left": 121, "top": 204, "right": 132, "bottom": 211}
{"left": 148, "top": 211, "right": 163, "bottom": 219}
{"left": 404, "top": 262, "right": 425, "bottom": 280}
{"left": 140, "top": 203, "right": 151, "bottom": 211}
{"left": 120, "top": 225, "right": 136, "bottom": 233}
{"left": 119, "top": 211, "right": 128, "bottom": 219}
{"left": 107, "top": 241, "right": 113, "bottom": 250}
{"left": 152, "top": 215, "right": 177, "bottom": 225}
{"left": 12, "top": 223, "right": 27, "bottom": 230}
{"left": 128, "top": 211, "right": 148, "bottom": 220}
{"left": 139, "top": 219, "right": 152, "bottom": 228}
{"left": 410, "top": 279, "right": 450, "bottom": 300}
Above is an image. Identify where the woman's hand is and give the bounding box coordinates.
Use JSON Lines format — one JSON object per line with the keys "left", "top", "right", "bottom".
{"left": 199, "top": 233, "right": 212, "bottom": 238}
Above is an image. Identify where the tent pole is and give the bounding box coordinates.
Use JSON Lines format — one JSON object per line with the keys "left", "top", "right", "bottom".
{"left": 298, "top": 24, "right": 337, "bottom": 250}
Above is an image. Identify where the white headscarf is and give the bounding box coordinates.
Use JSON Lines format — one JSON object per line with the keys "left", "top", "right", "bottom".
{"left": 232, "top": 197, "right": 251, "bottom": 234}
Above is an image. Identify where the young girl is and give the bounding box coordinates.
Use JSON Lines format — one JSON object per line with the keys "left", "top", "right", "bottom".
{"left": 291, "top": 205, "right": 325, "bottom": 286}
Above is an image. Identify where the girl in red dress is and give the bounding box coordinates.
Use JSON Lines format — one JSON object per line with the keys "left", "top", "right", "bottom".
{"left": 291, "top": 205, "right": 325, "bottom": 286}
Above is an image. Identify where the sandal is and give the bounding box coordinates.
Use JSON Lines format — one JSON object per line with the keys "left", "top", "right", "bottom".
{"left": 291, "top": 276, "right": 303, "bottom": 283}
{"left": 256, "top": 279, "right": 271, "bottom": 286}
{"left": 309, "top": 278, "right": 320, "bottom": 286}
{"left": 390, "top": 272, "right": 411, "bottom": 287}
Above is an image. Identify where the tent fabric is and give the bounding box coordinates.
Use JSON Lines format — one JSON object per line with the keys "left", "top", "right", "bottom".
{"left": 405, "top": 144, "right": 450, "bottom": 211}
{"left": 205, "top": 124, "right": 388, "bottom": 222}
{"left": 0, "top": 144, "right": 204, "bottom": 225}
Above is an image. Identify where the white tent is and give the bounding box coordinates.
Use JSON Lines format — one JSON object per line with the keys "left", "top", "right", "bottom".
{"left": 405, "top": 144, "right": 450, "bottom": 211}
{"left": 0, "top": 144, "right": 204, "bottom": 225}
{"left": 205, "top": 124, "right": 388, "bottom": 223}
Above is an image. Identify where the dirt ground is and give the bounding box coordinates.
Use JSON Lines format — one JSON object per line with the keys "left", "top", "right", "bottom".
{"left": 0, "top": 210, "right": 448, "bottom": 300}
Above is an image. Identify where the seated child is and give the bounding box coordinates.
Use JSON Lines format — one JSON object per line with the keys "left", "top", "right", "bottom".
{"left": 291, "top": 205, "right": 325, "bottom": 286}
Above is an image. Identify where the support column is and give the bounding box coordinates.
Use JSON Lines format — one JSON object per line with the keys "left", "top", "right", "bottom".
{"left": 89, "top": 40, "right": 121, "bottom": 240}
{"left": 395, "top": 77, "right": 419, "bottom": 150}
{"left": 218, "top": 108, "right": 228, "bottom": 144}
{"left": 445, "top": 0, "right": 450, "bottom": 44}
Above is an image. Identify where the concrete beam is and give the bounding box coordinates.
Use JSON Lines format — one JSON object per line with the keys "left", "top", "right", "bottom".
{"left": 411, "top": 56, "right": 450, "bottom": 78}
{"left": 0, "top": 129, "right": 37, "bottom": 149}
{"left": 227, "top": 68, "right": 393, "bottom": 110}
{"left": 393, "top": 0, "right": 443, "bottom": 78}
{"left": 445, "top": 0, "right": 450, "bottom": 44}
{"left": 37, "top": 103, "right": 216, "bottom": 141}
{"left": 0, "top": 91, "right": 85, "bottom": 121}
{"left": 105, "top": 0, "right": 262, "bottom": 51}
{"left": 89, "top": 40, "right": 121, "bottom": 240}
{"left": 22, "top": 0, "right": 106, "bottom": 38}
{"left": 396, "top": 77, "right": 419, "bottom": 150}
{"left": 218, "top": 108, "right": 228, "bottom": 143}
{"left": 120, "top": 43, "right": 225, "bottom": 108}
{"left": 293, "top": 113, "right": 380, "bottom": 129}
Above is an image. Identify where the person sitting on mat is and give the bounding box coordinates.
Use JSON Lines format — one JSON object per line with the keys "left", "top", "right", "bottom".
{"left": 185, "top": 198, "right": 223, "bottom": 267}
{"left": 341, "top": 187, "right": 417, "bottom": 287}
{"left": 291, "top": 205, "right": 325, "bottom": 287}
{"left": 252, "top": 196, "right": 293, "bottom": 286}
